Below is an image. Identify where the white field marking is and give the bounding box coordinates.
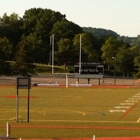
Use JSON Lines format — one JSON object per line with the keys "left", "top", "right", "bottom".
{"left": 9, "top": 116, "right": 21, "bottom": 120}
{"left": 120, "top": 103, "right": 135, "bottom": 105}
{"left": 127, "top": 98, "right": 138, "bottom": 101}
{"left": 0, "top": 118, "right": 138, "bottom": 124}
{"left": 125, "top": 100, "right": 138, "bottom": 102}
{"left": 70, "top": 84, "right": 92, "bottom": 87}
{"left": 132, "top": 96, "right": 140, "bottom": 98}
{"left": 68, "top": 109, "right": 85, "bottom": 115}
{"left": 0, "top": 119, "right": 9, "bottom": 121}
{"left": 109, "top": 110, "right": 126, "bottom": 113}
{"left": 30, "top": 119, "right": 137, "bottom": 124}
{"left": 137, "top": 118, "right": 140, "bottom": 123}
{"left": 37, "top": 84, "right": 59, "bottom": 86}
{"left": 57, "top": 109, "right": 86, "bottom": 116}
{"left": 128, "top": 98, "right": 140, "bottom": 100}
{"left": 134, "top": 97, "right": 140, "bottom": 99}
{"left": 114, "top": 106, "right": 130, "bottom": 109}
{"left": 73, "top": 110, "right": 86, "bottom": 115}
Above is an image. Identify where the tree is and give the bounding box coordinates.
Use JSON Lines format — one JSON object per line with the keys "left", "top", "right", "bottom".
{"left": 101, "top": 37, "right": 121, "bottom": 69}
{"left": 116, "top": 43, "right": 136, "bottom": 76}
{"left": 0, "top": 37, "right": 13, "bottom": 75}
{"left": 51, "top": 19, "right": 83, "bottom": 42}
{"left": 73, "top": 33, "right": 99, "bottom": 63}
{"left": 0, "top": 13, "right": 23, "bottom": 59}
{"left": 13, "top": 33, "right": 42, "bottom": 75}
{"left": 22, "top": 8, "right": 67, "bottom": 64}
{"left": 134, "top": 56, "right": 140, "bottom": 78}
{"left": 83, "top": 27, "right": 119, "bottom": 38}
{"left": 23, "top": 8, "right": 65, "bottom": 36}
{"left": 0, "top": 37, "right": 13, "bottom": 60}
{"left": 133, "top": 45, "right": 140, "bottom": 78}
{"left": 55, "top": 38, "right": 73, "bottom": 71}
{"left": 0, "top": 13, "right": 23, "bottom": 43}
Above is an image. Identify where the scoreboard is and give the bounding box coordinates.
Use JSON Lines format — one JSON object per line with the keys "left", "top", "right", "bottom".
{"left": 74, "top": 62, "right": 104, "bottom": 78}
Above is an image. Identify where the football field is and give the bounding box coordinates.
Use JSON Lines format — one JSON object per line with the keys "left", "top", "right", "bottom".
{"left": 0, "top": 86, "right": 140, "bottom": 139}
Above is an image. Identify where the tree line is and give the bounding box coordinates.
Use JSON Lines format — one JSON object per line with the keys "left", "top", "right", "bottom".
{"left": 0, "top": 8, "right": 140, "bottom": 77}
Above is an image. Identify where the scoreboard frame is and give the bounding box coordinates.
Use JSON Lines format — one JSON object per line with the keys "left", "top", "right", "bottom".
{"left": 74, "top": 62, "right": 104, "bottom": 79}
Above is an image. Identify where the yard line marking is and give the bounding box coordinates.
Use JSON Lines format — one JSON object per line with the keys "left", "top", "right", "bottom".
{"left": 132, "top": 96, "right": 140, "bottom": 98}
{"left": 137, "top": 118, "right": 140, "bottom": 123}
{"left": 114, "top": 106, "right": 130, "bottom": 109}
{"left": 120, "top": 103, "right": 135, "bottom": 105}
{"left": 125, "top": 100, "right": 138, "bottom": 102}
{"left": 9, "top": 116, "right": 21, "bottom": 120}
{"left": 109, "top": 110, "right": 126, "bottom": 113}
{"left": 132, "top": 98, "right": 140, "bottom": 100}
{"left": 30, "top": 119, "right": 137, "bottom": 124}
{"left": 0, "top": 119, "right": 9, "bottom": 121}
{"left": 128, "top": 98, "right": 140, "bottom": 100}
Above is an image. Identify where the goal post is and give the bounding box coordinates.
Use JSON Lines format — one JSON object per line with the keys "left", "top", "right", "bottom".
{"left": 6, "top": 122, "right": 10, "bottom": 138}
{"left": 66, "top": 74, "right": 68, "bottom": 88}
{"left": 93, "top": 135, "right": 95, "bottom": 140}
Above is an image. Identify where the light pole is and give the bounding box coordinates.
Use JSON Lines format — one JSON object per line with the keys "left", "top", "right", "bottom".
{"left": 112, "top": 57, "right": 116, "bottom": 85}
{"left": 79, "top": 34, "right": 82, "bottom": 74}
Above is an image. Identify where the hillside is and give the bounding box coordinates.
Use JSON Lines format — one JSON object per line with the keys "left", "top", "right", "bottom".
{"left": 82, "top": 27, "right": 119, "bottom": 38}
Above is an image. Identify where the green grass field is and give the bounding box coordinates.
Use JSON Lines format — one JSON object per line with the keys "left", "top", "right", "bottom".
{"left": 0, "top": 86, "right": 140, "bottom": 138}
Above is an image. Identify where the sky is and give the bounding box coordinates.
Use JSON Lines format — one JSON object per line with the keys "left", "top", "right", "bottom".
{"left": 0, "top": 0, "right": 140, "bottom": 37}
